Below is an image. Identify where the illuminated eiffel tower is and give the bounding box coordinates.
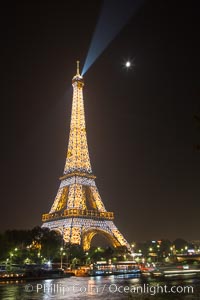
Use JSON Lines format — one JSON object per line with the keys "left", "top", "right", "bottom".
{"left": 42, "top": 62, "right": 130, "bottom": 251}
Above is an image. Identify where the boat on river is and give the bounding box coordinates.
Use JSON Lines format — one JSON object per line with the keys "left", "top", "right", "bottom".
{"left": 0, "top": 268, "right": 71, "bottom": 282}
{"left": 88, "top": 261, "right": 141, "bottom": 276}
{"left": 150, "top": 263, "right": 200, "bottom": 279}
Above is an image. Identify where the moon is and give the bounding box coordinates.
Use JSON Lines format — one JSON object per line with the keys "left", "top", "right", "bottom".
{"left": 123, "top": 58, "right": 135, "bottom": 70}
{"left": 125, "top": 61, "right": 131, "bottom": 68}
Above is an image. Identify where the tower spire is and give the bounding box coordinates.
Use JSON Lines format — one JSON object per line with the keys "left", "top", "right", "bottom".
{"left": 64, "top": 61, "right": 92, "bottom": 175}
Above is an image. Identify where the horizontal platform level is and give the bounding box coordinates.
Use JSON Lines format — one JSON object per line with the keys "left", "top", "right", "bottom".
{"left": 60, "top": 172, "right": 96, "bottom": 181}
{"left": 42, "top": 209, "right": 114, "bottom": 222}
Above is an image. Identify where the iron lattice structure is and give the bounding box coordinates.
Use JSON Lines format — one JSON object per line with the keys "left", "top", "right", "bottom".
{"left": 42, "top": 62, "right": 130, "bottom": 251}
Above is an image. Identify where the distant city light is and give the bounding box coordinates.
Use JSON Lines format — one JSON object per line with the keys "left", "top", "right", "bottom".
{"left": 188, "top": 249, "right": 195, "bottom": 253}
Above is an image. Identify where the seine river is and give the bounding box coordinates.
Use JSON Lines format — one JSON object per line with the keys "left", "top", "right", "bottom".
{"left": 0, "top": 275, "right": 200, "bottom": 300}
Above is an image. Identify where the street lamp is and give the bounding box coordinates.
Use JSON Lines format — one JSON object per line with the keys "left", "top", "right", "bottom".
{"left": 60, "top": 247, "right": 63, "bottom": 269}
{"left": 10, "top": 253, "right": 14, "bottom": 266}
{"left": 131, "top": 244, "right": 135, "bottom": 257}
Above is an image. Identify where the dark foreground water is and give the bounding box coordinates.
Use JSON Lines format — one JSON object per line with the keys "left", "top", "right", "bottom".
{"left": 0, "top": 275, "right": 200, "bottom": 300}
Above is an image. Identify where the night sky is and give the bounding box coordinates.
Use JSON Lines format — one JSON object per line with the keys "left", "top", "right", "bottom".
{"left": 2, "top": 1, "right": 200, "bottom": 243}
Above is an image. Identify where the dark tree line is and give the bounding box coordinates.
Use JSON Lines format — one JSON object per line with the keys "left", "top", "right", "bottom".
{"left": 0, "top": 227, "right": 128, "bottom": 266}
{"left": 0, "top": 226, "right": 62, "bottom": 264}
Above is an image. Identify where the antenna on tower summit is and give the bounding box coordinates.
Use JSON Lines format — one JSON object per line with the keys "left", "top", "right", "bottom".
{"left": 76, "top": 60, "right": 80, "bottom": 76}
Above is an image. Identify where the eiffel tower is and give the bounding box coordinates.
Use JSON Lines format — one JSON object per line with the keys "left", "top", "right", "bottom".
{"left": 42, "top": 62, "right": 130, "bottom": 251}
